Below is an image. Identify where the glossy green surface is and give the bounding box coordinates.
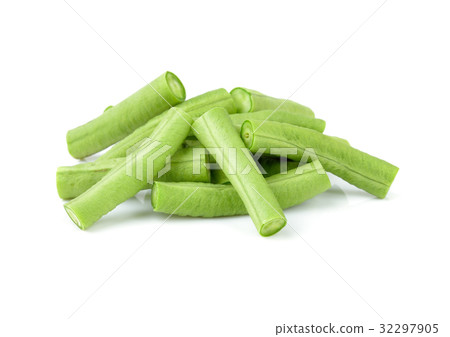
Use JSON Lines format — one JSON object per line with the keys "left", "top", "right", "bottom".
{"left": 241, "top": 120, "right": 398, "bottom": 198}
{"left": 64, "top": 108, "right": 193, "bottom": 230}
{"left": 98, "top": 88, "right": 235, "bottom": 161}
{"left": 152, "top": 163, "right": 331, "bottom": 217}
{"left": 192, "top": 107, "right": 286, "bottom": 236}
{"left": 67, "top": 71, "right": 185, "bottom": 159}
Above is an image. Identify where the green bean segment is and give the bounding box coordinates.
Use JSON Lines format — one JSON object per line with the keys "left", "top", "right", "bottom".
{"left": 231, "top": 87, "right": 314, "bottom": 118}
{"left": 67, "top": 71, "right": 185, "bottom": 159}
{"left": 192, "top": 107, "right": 286, "bottom": 236}
{"left": 98, "top": 88, "right": 235, "bottom": 161}
{"left": 152, "top": 163, "right": 331, "bottom": 217}
{"left": 241, "top": 120, "right": 398, "bottom": 198}
{"left": 64, "top": 108, "right": 193, "bottom": 230}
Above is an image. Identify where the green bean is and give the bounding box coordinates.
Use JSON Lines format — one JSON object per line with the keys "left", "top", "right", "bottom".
{"left": 230, "top": 110, "right": 326, "bottom": 133}
{"left": 231, "top": 87, "right": 314, "bottom": 118}
{"left": 56, "top": 148, "right": 210, "bottom": 200}
{"left": 241, "top": 120, "right": 398, "bottom": 198}
{"left": 64, "top": 107, "right": 193, "bottom": 229}
{"left": 152, "top": 162, "right": 330, "bottom": 217}
{"left": 192, "top": 107, "right": 286, "bottom": 236}
{"left": 97, "top": 88, "right": 235, "bottom": 161}
{"left": 66, "top": 71, "right": 186, "bottom": 159}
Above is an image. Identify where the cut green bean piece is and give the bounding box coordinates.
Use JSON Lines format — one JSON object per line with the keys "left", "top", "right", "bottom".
{"left": 192, "top": 107, "right": 286, "bottom": 236}
{"left": 64, "top": 108, "right": 193, "bottom": 230}
{"left": 98, "top": 88, "right": 235, "bottom": 161}
{"left": 56, "top": 148, "right": 209, "bottom": 200}
{"left": 241, "top": 120, "right": 398, "bottom": 198}
{"left": 231, "top": 87, "right": 314, "bottom": 118}
{"left": 230, "top": 110, "right": 325, "bottom": 133}
{"left": 152, "top": 163, "right": 330, "bottom": 217}
{"left": 66, "top": 71, "right": 186, "bottom": 159}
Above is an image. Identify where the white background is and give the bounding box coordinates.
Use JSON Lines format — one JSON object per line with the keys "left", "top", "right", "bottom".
{"left": 1, "top": 0, "right": 449, "bottom": 336}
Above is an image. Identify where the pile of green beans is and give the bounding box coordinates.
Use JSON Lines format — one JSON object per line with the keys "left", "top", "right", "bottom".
{"left": 57, "top": 71, "right": 398, "bottom": 236}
